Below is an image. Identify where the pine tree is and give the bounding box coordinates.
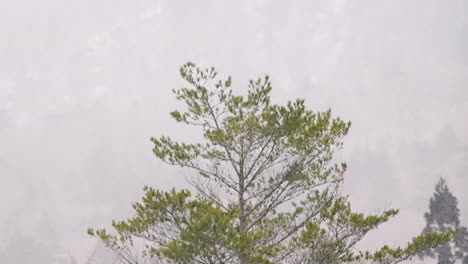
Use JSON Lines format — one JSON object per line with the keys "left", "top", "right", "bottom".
{"left": 420, "top": 178, "right": 468, "bottom": 264}
{"left": 89, "top": 63, "right": 454, "bottom": 264}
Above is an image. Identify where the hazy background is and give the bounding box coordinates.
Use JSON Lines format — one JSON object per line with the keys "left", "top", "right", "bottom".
{"left": 1, "top": 1, "right": 467, "bottom": 263}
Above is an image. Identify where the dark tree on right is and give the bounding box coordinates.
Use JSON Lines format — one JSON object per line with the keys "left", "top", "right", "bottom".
{"left": 420, "top": 178, "right": 468, "bottom": 264}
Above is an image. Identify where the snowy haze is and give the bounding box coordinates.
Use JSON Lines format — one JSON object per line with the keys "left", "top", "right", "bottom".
{"left": 1, "top": 1, "right": 467, "bottom": 263}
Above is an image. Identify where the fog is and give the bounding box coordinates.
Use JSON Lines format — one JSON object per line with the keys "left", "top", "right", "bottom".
{"left": 1, "top": 1, "right": 467, "bottom": 263}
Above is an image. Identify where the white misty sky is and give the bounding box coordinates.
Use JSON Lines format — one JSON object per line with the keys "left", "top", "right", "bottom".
{"left": 0, "top": 1, "right": 467, "bottom": 263}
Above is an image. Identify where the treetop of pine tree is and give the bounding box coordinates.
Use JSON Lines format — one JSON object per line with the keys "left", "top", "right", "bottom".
{"left": 420, "top": 177, "right": 468, "bottom": 264}
{"left": 89, "top": 62, "right": 454, "bottom": 264}
{"left": 425, "top": 178, "right": 460, "bottom": 229}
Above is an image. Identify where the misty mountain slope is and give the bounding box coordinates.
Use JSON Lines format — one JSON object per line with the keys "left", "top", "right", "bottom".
{"left": 0, "top": 1, "right": 467, "bottom": 263}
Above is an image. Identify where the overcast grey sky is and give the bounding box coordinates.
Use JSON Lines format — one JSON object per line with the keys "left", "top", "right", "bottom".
{"left": 1, "top": 1, "right": 467, "bottom": 263}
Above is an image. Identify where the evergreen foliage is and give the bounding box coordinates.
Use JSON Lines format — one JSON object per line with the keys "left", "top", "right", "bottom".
{"left": 89, "top": 63, "right": 454, "bottom": 264}
{"left": 420, "top": 178, "right": 468, "bottom": 264}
